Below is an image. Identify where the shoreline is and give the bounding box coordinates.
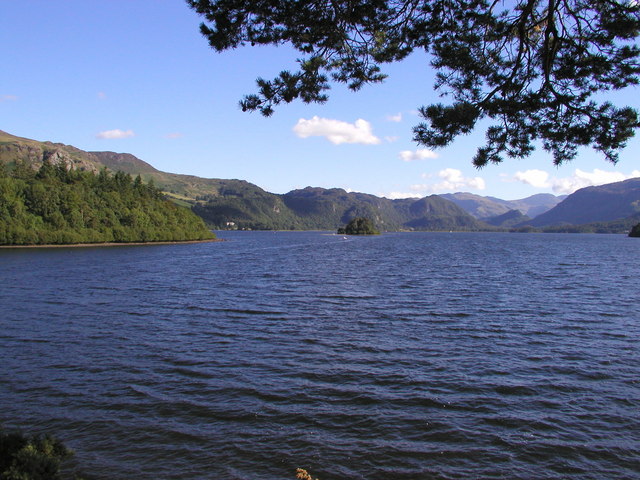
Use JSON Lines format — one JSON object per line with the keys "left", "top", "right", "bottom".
{"left": 0, "top": 238, "right": 222, "bottom": 249}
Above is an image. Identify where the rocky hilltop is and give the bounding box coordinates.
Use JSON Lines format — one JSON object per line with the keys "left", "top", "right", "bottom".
{"left": 0, "top": 130, "right": 103, "bottom": 173}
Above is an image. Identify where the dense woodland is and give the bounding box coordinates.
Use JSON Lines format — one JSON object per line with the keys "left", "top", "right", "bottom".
{"left": 0, "top": 162, "right": 215, "bottom": 245}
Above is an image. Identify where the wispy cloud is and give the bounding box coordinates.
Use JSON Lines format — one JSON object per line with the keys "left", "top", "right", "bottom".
{"left": 386, "top": 113, "right": 402, "bottom": 122}
{"left": 164, "top": 132, "right": 184, "bottom": 139}
{"left": 398, "top": 148, "right": 439, "bottom": 162}
{"left": 293, "top": 116, "right": 381, "bottom": 145}
{"left": 1, "top": 95, "right": 18, "bottom": 102}
{"left": 96, "top": 129, "right": 135, "bottom": 139}
{"left": 511, "top": 168, "right": 640, "bottom": 194}
{"left": 412, "top": 168, "right": 486, "bottom": 193}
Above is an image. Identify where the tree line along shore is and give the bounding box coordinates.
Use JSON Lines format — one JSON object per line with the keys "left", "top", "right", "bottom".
{"left": 0, "top": 161, "right": 215, "bottom": 246}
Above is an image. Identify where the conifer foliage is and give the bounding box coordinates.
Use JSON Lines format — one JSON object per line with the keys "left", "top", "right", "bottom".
{"left": 188, "top": 0, "right": 640, "bottom": 166}
{"left": 0, "top": 162, "right": 215, "bottom": 245}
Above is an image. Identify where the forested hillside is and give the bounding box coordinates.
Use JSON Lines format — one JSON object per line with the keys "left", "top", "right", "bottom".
{"left": 3, "top": 130, "right": 638, "bottom": 234}
{"left": 0, "top": 161, "right": 215, "bottom": 245}
{"left": 195, "top": 186, "right": 489, "bottom": 231}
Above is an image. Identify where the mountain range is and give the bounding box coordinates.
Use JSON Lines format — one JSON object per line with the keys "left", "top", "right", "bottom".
{"left": 2, "top": 130, "right": 639, "bottom": 232}
{"left": 440, "top": 192, "right": 565, "bottom": 219}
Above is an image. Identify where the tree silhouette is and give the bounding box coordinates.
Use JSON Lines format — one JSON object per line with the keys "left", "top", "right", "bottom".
{"left": 188, "top": 0, "right": 640, "bottom": 166}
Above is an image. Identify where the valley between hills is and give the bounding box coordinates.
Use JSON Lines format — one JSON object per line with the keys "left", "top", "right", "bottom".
{"left": 2, "top": 129, "right": 640, "bottom": 235}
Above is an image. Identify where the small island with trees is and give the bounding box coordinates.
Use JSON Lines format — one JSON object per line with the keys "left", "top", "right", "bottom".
{"left": 337, "top": 217, "right": 380, "bottom": 235}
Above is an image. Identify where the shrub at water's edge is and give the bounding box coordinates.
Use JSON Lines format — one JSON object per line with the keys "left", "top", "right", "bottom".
{"left": 0, "top": 425, "right": 79, "bottom": 480}
{"left": 337, "top": 217, "right": 380, "bottom": 235}
{"left": 0, "top": 423, "right": 312, "bottom": 480}
{"left": 629, "top": 223, "right": 640, "bottom": 237}
{"left": 0, "top": 161, "right": 215, "bottom": 245}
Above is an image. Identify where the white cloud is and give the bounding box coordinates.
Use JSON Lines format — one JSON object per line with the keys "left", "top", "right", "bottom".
{"left": 511, "top": 168, "right": 640, "bottom": 194}
{"left": 293, "top": 116, "right": 381, "bottom": 145}
{"left": 1, "top": 95, "right": 18, "bottom": 102}
{"left": 386, "top": 113, "right": 402, "bottom": 122}
{"left": 383, "top": 192, "right": 422, "bottom": 199}
{"left": 514, "top": 169, "right": 550, "bottom": 188}
{"left": 412, "top": 168, "right": 486, "bottom": 193}
{"left": 551, "top": 169, "right": 637, "bottom": 194}
{"left": 434, "top": 168, "right": 486, "bottom": 191}
{"left": 399, "top": 148, "right": 439, "bottom": 162}
{"left": 384, "top": 136, "right": 399, "bottom": 143}
{"left": 96, "top": 129, "right": 135, "bottom": 139}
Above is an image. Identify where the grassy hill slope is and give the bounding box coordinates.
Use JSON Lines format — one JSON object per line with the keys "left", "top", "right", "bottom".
{"left": 525, "top": 178, "right": 640, "bottom": 227}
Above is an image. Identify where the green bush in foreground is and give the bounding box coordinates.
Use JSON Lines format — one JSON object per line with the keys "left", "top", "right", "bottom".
{"left": 0, "top": 426, "right": 74, "bottom": 480}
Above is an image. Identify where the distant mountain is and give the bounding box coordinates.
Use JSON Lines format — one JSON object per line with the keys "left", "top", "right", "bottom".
{"left": 279, "top": 187, "right": 487, "bottom": 231}
{"left": 440, "top": 192, "right": 563, "bottom": 219}
{"left": 6, "top": 130, "right": 636, "bottom": 233}
{"left": 0, "top": 130, "right": 488, "bottom": 231}
{"left": 524, "top": 178, "right": 640, "bottom": 227}
{"left": 485, "top": 209, "right": 531, "bottom": 227}
{"left": 194, "top": 186, "right": 488, "bottom": 231}
{"left": 507, "top": 193, "right": 567, "bottom": 218}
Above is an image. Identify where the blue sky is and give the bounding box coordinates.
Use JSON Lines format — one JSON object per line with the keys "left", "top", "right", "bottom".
{"left": 2, "top": 0, "right": 639, "bottom": 200}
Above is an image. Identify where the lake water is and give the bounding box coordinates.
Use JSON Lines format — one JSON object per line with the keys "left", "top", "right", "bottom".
{"left": 1, "top": 231, "right": 638, "bottom": 479}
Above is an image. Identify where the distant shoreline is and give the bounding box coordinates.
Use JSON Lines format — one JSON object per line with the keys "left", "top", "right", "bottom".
{"left": 0, "top": 238, "right": 222, "bottom": 249}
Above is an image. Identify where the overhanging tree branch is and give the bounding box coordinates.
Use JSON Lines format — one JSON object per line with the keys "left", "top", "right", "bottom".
{"left": 187, "top": 0, "right": 640, "bottom": 166}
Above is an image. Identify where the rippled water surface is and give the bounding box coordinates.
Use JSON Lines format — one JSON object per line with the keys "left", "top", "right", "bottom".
{"left": 1, "top": 232, "right": 639, "bottom": 479}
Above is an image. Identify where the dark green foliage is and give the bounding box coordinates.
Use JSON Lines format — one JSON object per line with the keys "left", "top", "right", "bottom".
{"left": 0, "top": 426, "right": 72, "bottom": 480}
{"left": 188, "top": 0, "right": 640, "bottom": 166}
{"left": 339, "top": 217, "right": 380, "bottom": 235}
{"left": 0, "top": 162, "right": 215, "bottom": 245}
{"left": 193, "top": 185, "right": 308, "bottom": 230}
{"left": 629, "top": 223, "right": 640, "bottom": 237}
{"left": 283, "top": 187, "right": 397, "bottom": 230}
{"left": 391, "top": 194, "right": 489, "bottom": 230}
